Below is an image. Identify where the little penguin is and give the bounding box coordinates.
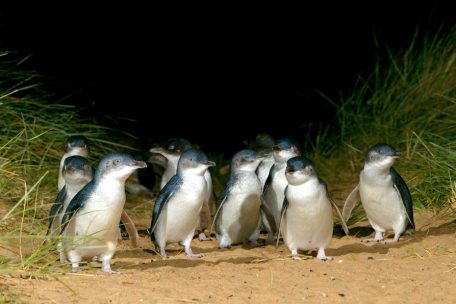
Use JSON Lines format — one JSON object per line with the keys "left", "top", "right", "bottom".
{"left": 57, "top": 135, "right": 140, "bottom": 247}
{"left": 150, "top": 138, "right": 214, "bottom": 241}
{"left": 149, "top": 148, "right": 215, "bottom": 258}
{"left": 342, "top": 143, "right": 414, "bottom": 243}
{"left": 213, "top": 149, "right": 268, "bottom": 248}
{"left": 263, "top": 138, "right": 301, "bottom": 229}
{"left": 278, "top": 156, "right": 349, "bottom": 260}
{"left": 58, "top": 135, "right": 89, "bottom": 191}
{"left": 60, "top": 152, "right": 146, "bottom": 273}
{"left": 47, "top": 155, "right": 93, "bottom": 263}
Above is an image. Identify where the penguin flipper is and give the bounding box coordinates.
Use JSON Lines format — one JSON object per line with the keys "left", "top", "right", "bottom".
{"left": 390, "top": 168, "right": 415, "bottom": 229}
{"left": 261, "top": 196, "right": 277, "bottom": 234}
{"left": 330, "top": 198, "right": 350, "bottom": 235}
{"left": 276, "top": 187, "right": 289, "bottom": 248}
{"left": 342, "top": 184, "right": 361, "bottom": 223}
{"left": 60, "top": 182, "right": 93, "bottom": 233}
{"left": 211, "top": 182, "right": 231, "bottom": 236}
{"left": 46, "top": 186, "right": 67, "bottom": 236}
{"left": 262, "top": 164, "right": 276, "bottom": 195}
{"left": 149, "top": 175, "right": 183, "bottom": 237}
{"left": 319, "top": 179, "right": 349, "bottom": 235}
{"left": 120, "top": 210, "right": 139, "bottom": 247}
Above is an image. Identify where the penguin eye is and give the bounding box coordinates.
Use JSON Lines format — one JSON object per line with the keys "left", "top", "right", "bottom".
{"left": 169, "top": 145, "right": 175, "bottom": 151}
{"left": 113, "top": 159, "right": 121, "bottom": 166}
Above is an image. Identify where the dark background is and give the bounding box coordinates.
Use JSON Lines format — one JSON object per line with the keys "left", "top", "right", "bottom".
{"left": 1, "top": 1, "right": 455, "bottom": 155}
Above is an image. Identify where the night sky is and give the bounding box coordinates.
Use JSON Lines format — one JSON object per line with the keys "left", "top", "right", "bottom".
{"left": 2, "top": 1, "right": 455, "bottom": 155}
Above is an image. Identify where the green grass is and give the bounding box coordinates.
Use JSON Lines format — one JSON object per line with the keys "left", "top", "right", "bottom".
{"left": 0, "top": 52, "right": 138, "bottom": 274}
{"left": 1, "top": 27, "right": 456, "bottom": 281}
{"left": 313, "top": 29, "right": 456, "bottom": 211}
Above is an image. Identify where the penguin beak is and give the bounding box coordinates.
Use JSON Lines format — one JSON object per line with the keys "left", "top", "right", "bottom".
{"left": 286, "top": 167, "right": 296, "bottom": 173}
{"left": 393, "top": 151, "right": 403, "bottom": 158}
{"left": 132, "top": 160, "right": 147, "bottom": 169}
{"left": 203, "top": 160, "right": 216, "bottom": 167}
{"left": 149, "top": 147, "right": 164, "bottom": 154}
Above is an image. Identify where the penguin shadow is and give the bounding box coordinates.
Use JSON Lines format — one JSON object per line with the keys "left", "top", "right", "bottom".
{"left": 328, "top": 224, "right": 421, "bottom": 256}
{"left": 415, "top": 218, "right": 456, "bottom": 238}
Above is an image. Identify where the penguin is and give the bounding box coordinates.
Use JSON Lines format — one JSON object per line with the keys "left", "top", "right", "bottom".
{"left": 150, "top": 138, "right": 214, "bottom": 241}
{"left": 60, "top": 152, "right": 146, "bottom": 273}
{"left": 263, "top": 138, "right": 301, "bottom": 229}
{"left": 56, "top": 135, "right": 140, "bottom": 247}
{"left": 278, "top": 156, "right": 349, "bottom": 260}
{"left": 213, "top": 149, "right": 265, "bottom": 248}
{"left": 342, "top": 143, "right": 414, "bottom": 243}
{"left": 245, "top": 133, "right": 276, "bottom": 191}
{"left": 149, "top": 149, "right": 215, "bottom": 258}
{"left": 58, "top": 135, "right": 89, "bottom": 191}
{"left": 47, "top": 155, "right": 93, "bottom": 263}
{"left": 149, "top": 138, "right": 193, "bottom": 189}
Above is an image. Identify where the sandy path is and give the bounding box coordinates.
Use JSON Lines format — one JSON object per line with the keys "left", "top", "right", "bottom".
{"left": 3, "top": 211, "right": 455, "bottom": 303}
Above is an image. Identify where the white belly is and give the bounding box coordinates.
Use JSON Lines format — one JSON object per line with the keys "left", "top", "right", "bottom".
{"left": 63, "top": 184, "right": 125, "bottom": 258}
{"left": 282, "top": 183, "right": 333, "bottom": 251}
{"left": 159, "top": 179, "right": 207, "bottom": 243}
{"left": 359, "top": 176, "right": 407, "bottom": 231}
{"left": 219, "top": 193, "right": 261, "bottom": 244}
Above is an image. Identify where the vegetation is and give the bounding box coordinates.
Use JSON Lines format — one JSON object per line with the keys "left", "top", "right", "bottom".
{"left": 314, "top": 29, "right": 456, "bottom": 212}
{"left": 0, "top": 52, "right": 137, "bottom": 274}
{"left": 0, "top": 27, "right": 455, "bottom": 281}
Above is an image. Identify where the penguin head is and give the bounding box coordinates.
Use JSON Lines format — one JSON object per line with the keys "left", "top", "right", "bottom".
{"left": 64, "top": 135, "right": 89, "bottom": 156}
{"left": 96, "top": 152, "right": 147, "bottom": 182}
{"left": 149, "top": 138, "right": 192, "bottom": 163}
{"left": 244, "top": 133, "right": 275, "bottom": 153}
{"left": 177, "top": 148, "right": 215, "bottom": 176}
{"left": 285, "top": 156, "right": 316, "bottom": 185}
{"left": 365, "top": 143, "right": 403, "bottom": 169}
{"left": 62, "top": 155, "right": 93, "bottom": 184}
{"left": 230, "top": 149, "right": 263, "bottom": 173}
{"left": 272, "top": 138, "right": 300, "bottom": 163}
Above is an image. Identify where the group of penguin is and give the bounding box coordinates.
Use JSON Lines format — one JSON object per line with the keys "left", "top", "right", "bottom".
{"left": 46, "top": 134, "right": 414, "bottom": 274}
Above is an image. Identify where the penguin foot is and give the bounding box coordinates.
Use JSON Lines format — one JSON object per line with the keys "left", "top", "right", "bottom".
{"left": 102, "top": 262, "right": 121, "bottom": 274}
{"left": 383, "top": 239, "right": 399, "bottom": 244}
{"left": 91, "top": 256, "right": 99, "bottom": 262}
{"left": 186, "top": 253, "right": 204, "bottom": 258}
{"left": 317, "top": 248, "right": 332, "bottom": 261}
{"left": 184, "top": 247, "right": 204, "bottom": 258}
{"left": 292, "top": 255, "right": 302, "bottom": 260}
{"left": 71, "top": 266, "right": 81, "bottom": 273}
{"left": 361, "top": 238, "right": 383, "bottom": 243}
{"left": 317, "top": 256, "right": 333, "bottom": 261}
{"left": 198, "top": 232, "right": 212, "bottom": 241}
{"left": 104, "top": 269, "right": 121, "bottom": 275}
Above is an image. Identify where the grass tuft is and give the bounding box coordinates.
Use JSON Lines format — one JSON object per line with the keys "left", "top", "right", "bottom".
{"left": 315, "top": 28, "right": 456, "bottom": 211}
{"left": 0, "top": 53, "right": 136, "bottom": 274}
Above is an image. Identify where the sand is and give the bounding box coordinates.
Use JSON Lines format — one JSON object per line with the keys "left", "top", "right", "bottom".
{"left": 2, "top": 208, "right": 455, "bottom": 304}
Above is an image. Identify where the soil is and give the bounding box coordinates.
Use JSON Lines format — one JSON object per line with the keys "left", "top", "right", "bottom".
{"left": 2, "top": 204, "right": 456, "bottom": 303}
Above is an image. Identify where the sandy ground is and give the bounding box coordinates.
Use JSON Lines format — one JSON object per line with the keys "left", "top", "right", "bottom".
{"left": 2, "top": 207, "right": 455, "bottom": 304}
